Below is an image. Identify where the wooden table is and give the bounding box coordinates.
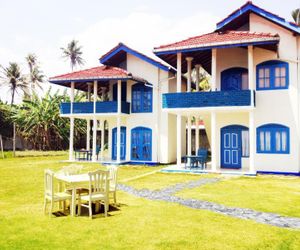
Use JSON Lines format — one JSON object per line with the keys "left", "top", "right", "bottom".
{"left": 55, "top": 173, "right": 90, "bottom": 217}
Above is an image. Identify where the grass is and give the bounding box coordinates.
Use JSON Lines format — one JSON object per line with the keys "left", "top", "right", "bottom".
{"left": 0, "top": 155, "right": 300, "bottom": 249}
{"left": 0, "top": 150, "right": 68, "bottom": 159}
{"left": 177, "top": 175, "right": 300, "bottom": 218}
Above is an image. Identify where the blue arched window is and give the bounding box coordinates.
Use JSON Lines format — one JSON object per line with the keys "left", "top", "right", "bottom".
{"left": 221, "top": 67, "right": 248, "bottom": 91}
{"left": 256, "top": 60, "right": 289, "bottom": 90}
{"left": 257, "top": 124, "right": 290, "bottom": 154}
{"left": 132, "top": 83, "right": 152, "bottom": 113}
{"left": 131, "top": 127, "right": 152, "bottom": 161}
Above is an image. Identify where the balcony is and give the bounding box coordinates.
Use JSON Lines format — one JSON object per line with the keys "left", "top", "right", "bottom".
{"left": 60, "top": 101, "right": 130, "bottom": 115}
{"left": 162, "top": 90, "right": 254, "bottom": 109}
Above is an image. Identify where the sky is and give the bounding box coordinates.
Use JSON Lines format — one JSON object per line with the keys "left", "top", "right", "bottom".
{"left": 0, "top": 0, "right": 299, "bottom": 103}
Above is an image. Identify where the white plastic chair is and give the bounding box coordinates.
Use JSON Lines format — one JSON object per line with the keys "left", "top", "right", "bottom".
{"left": 77, "top": 169, "right": 110, "bottom": 218}
{"left": 107, "top": 166, "right": 118, "bottom": 204}
{"left": 43, "top": 169, "right": 72, "bottom": 216}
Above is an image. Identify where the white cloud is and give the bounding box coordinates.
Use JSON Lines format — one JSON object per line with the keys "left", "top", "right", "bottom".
{"left": 0, "top": 10, "right": 219, "bottom": 103}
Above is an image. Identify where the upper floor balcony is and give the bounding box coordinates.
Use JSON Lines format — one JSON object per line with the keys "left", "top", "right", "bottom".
{"left": 60, "top": 101, "right": 130, "bottom": 116}
{"left": 162, "top": 90, "right": 255, "bottom": 110}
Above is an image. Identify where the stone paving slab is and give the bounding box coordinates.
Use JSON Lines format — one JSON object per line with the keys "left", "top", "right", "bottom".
{"left": 118, "top": 178, "right": 300, "bottom": 229}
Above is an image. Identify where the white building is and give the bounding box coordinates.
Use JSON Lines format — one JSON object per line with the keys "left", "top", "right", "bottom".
{"left": 50, "top": 2, "right": 300, "bottom": 175}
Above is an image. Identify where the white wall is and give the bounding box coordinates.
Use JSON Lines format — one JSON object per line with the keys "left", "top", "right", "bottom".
{"left": 250, "top": 13, "right": 300, "bottom": 173}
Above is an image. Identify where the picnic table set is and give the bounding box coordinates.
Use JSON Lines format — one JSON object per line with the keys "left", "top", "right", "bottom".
{"left": 43, "top": 164, "right": 118, "bottom": 218}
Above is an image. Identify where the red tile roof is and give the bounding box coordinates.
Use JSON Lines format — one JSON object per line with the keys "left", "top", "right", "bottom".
{"left": 153, "top": 31, "right": 279, "bottom": 53}
{"left": 49, "top": 65, "right": 146, "bottom": 82}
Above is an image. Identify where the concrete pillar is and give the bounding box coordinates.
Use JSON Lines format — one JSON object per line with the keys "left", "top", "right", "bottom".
{"left": 93, "top": 80, "right": 98, "bottom": 114}
{"left": 92, "top": 118, "right": 97, "bottom": 162}
{"left": 195, "top": 64, "right": 201, "bottom": 92}
{"left": 70, "top": 81, "right": 74, "bottom": 114}
{"left": 86, "top": 119, "right": 90, "bottom": 150}
{"left": 211, "top": 112, "right": 217, "bottom": 171}
{"left": 176, "top": 52, "right": 182, "bottom": 166}
{"left": 187, "top": 116, "right": 192, "bottom": 155}
{"left": 92, "top": 80, "right": 98, "bottom": 161}
{"left": 186, "top": 57, "right": 193, "bottom": 92}
{"left": 87, "top": 82, "right": 92, "bottom": 102}
{"left": 177, "top": 53, "right": 182, "bottom": 92}
{"left": 69, "top": 117, "right": 74, "bottom": 161}
{"left": 248, "top": 45, "right": 254, "bottom": 106}
{"left": 101, "top": 120, "right": 105, "bottom": 160}
{"left": 249, "top": 111, "right": 255, "bottom": 174}
{"left": 195, "top": 117, "right": 199, "bottom": 153}
{"left": 69, "top": 81, "right": 75, "bottom": 161}
{"left": 211, "top": 49, "right": 217, "bottom": 91}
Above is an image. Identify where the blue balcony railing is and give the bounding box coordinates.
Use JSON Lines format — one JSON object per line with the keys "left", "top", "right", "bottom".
{"left": 60, "top": 101, "right": 130, "bottom": 115}
{"left": 162, "top": 90, "right": 254, "bottom": 109}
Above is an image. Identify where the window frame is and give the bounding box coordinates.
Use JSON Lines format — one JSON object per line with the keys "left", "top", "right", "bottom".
{"left": 256, "top": 60, "right": 289, "bottom": 91}
{"left": 256, "top": 124, "right": 290, "bottom": 154}
{"left": 131, "top": 83, "right": 153, "bottom": 113}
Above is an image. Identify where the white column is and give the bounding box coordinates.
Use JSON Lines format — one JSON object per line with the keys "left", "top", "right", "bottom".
{"left": 195, "top": 117, "right": 199, "bottom": 152}
{"left": 87, "top": 82, "right": 92, "bottom": 102}
{"left": 70, "top": 81, "right": 74, "bottom": 114}
{"left": 195, "top": 64, "right": 200, "bottom": 153}
{"left": 211, "top": 49, "right": 217, "bottom": 91}
{"left": 86, "top": 119, "right": 90, "bottom": 150}
{"left": 211, "top": 112, "right": 217, "bottom": 171}
{"left": 117, "top": 80, "right": 121, "bottom": 113}
{"left": 187, "top": 116, "right": 192, "bottom": 155}
{"left": 69, "top": 81, "right": 75, "bottom": 161}
{"left": 186, "top": 57, "right": 193, "bottom": 92}
{"left": 101, "top": 120, "right": 105, "bottom": 160}
{"left": 176, "top": 53, "right": 182, "bottom": 92}
{"left": 248, "top": 45, "right": 254, "bottom": 106}
{"left": 176, "top": 53, "right": 182, "bottom": 166}
{"left": 92, "top": 118, "right": 97, "bottom": 162}
{"left": 195, "top": 64, "right": 201, "bottom": 92}
{"left": 92, "top": 80, "right": 98, "bottom": 161}
{"left": 249, "top": 111, "right": 255, "bottom": 174}
{"left": 69, "top": 117, "right": 74, "bottom": 161}
{"left": 93, "top": 80, "right": 98, "bottom": 114}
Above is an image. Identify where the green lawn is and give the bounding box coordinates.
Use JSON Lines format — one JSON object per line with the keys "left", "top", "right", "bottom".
{"left": 177, "top": 175, "right": 300, "bottom": 218}
{"left": 0, "top": 155, "right": 300, "bottom": 249}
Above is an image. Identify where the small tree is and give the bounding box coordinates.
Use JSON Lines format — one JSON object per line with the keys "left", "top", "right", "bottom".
{"left": 61, "top": 40, "right": 84, "bottom": 71}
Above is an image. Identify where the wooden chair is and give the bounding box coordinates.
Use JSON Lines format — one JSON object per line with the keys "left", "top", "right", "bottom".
{"left": 107, "top": 166, "right": 118, "bottom": 205}
{"left": 87, "top": 145, "right": 101, "bottom": 160}
{"left": 43, "top": 169, "right": 72, "bottom": 216}
{"left": 77, "top": 170, "right": 110, "bottom": 218}
{"left": 197, "top": 148, "right": 208, "bottom": 169}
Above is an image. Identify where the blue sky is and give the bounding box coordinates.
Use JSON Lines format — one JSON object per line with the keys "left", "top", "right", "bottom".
{"left": 0, "top": 0, "right": 299, "bottom": 102}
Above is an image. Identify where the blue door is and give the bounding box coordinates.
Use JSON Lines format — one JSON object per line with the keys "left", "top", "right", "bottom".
{"left": 112, "top": 127, "right": 126, "bottom": 160}
{"left": 221, "top": 67, "right": 248, "bottom": 91}
{"left": 221, "top": 127, "right": 241, "bottom": 169}
{"left": 131, "top": 127, "right": 152, "bottom": 161}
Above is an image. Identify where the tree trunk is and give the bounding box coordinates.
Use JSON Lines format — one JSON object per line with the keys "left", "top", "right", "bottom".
{"left": 11, "top": 90, "right": 16, "bottom": 157}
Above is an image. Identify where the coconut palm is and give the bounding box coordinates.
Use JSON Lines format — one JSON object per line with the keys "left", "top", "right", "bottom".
{"left": 292, "top": 8, "right": 300, "bottom": 25}
{"left": 61, "top": 40, "right": 84, "bottom": 71}
{"left": 0, "top": 62, "right": 28, "bottom": 156}
{"left": 25, "top": 53, "right": 44, "bottom": 97}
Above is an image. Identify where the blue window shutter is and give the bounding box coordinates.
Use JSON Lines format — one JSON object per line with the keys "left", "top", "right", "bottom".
{"left": 256, "top": 124, "right": 290, "bottom": 154}
{"left": 132, "top": 83, "right": 153, "bottom": 113}
{"left": 256, "top": 60, "right": 289, "bottom": 90}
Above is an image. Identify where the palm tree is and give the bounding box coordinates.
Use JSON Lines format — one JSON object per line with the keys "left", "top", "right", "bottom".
{"left": 292, "top": 8, "right": 300, "bottom": 25}
{"left": 61, "top": 40, "right": 84, "bottom": 71}
{"left": 0, "top": 62, "right": 29, "bottom": 156}
{"left": 25, "top": 53, "right": 44, "bottom": 97}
